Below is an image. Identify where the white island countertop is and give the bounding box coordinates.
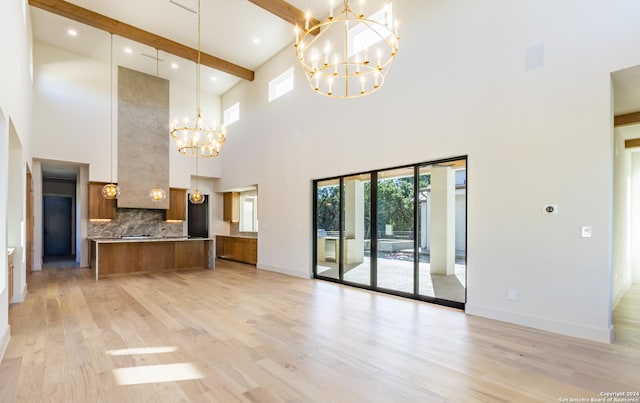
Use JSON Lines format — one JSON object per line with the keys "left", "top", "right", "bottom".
{"left": 90, "top": 237, "right": 214, "bottom": 243}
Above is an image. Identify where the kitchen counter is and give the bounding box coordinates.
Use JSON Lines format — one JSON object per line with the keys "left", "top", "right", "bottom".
{"left": 90, "top": 237, "right": 214, "bottom": 280}
{"left": 90, "top": 236, "right": 210, "bottom": 243}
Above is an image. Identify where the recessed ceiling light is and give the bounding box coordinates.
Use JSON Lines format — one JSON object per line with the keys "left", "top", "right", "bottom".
{"left": 171, "top": 62, "right": 179, "bottom": 69}
{"left": 252, "top": 37, "right": 261, "bottom": 44}
{"left": 67, "top": 29, "right": 78, "bottom": 37}
{"left": 124, "top": 47, "right": 133, "bottom": 54}
{"left": 210, "top": 76, "right": 217, "bottom": 81}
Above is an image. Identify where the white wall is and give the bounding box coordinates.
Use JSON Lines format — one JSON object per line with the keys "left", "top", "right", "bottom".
{"left": 33, "top": 42, "right": 222, "bottom": 185}
{"left": 31, "top": 160, "right": 42, "bottom": 270}
{"left": 632, "top": 151, "right": 640, "bottom": 283}
{"left": 0, "top": 108, "right": 9, "bottom": 361}
{"left": 218, "top": 0, "right": 640, "bottom": 342}
{"left": 8, "top": 127, "right": 26, "bottom": 303}
{"left": 0, "top": 0, "right": 33, "bottom": 361}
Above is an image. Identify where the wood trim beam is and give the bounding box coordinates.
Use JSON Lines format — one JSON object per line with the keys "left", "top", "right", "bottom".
{"left": 248, "top": 0, "right": 320, "bottom": 35}
{"left": 29, "top": 0, "right": 254, "bottom": 81}
{"left": 614, "top": 111, "right": 640, "bottom": 127}
{"left": 625, "top": 138, "right": 640, "bottom": 149}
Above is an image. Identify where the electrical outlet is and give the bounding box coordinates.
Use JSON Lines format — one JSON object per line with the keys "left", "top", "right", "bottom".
{"left": 581, "top": 226, "right": 592, "bottom": 238}
{"left": 508, "top": 289, "right": 517, "bottom": 301}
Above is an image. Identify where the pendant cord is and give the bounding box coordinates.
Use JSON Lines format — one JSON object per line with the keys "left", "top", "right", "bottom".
{"left": 155, "top": 48, "right": 161, "bottom": 189}
{"left": 196, "top": 0, "right": 201, "bottom": 115}
{"left": 109, "top": 33, "right": 114, "bottom": 184}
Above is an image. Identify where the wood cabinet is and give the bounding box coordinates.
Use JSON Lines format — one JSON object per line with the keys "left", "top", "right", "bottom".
{"left": 166, "top": 188, "right": 187, "bottom": 221}
{"left": 88, "top": 182, "right": 116, "bottom": 220}
{"left": 92, "top": 239, "right": 212, "bottom": 279}
{"left": 223, "top": 192, "right": 239, "bottom": 222}
{"left": 216, "top": 236, "right": 257, "bottom": 265}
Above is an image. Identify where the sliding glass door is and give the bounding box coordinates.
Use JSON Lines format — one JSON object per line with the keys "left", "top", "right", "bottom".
{"left": 316, "top": 179, "right": 340, "bottom": 280}
{"left": 417, "top": 161, "right": 466, "bottom": 303}
{"left": 342, "top": 174, "right": 371, "bottom": 286}
{"left": 314, "top": 157, "right": 467, "bottom": 309}
{"left": 376, "top": 167, "right": 415, "bottom": 294}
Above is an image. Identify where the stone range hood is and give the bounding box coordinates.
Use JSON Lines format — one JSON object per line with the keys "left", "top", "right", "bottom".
{"left": 117, "top": 66, "right": 170, "bottom": 209}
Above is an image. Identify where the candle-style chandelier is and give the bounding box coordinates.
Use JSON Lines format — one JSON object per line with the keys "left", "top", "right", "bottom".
{"left": 295, "top": 0, "right": 399, "bottom": 98}
{"left": 170, "top": 0, "right": 226, "bottom": 157}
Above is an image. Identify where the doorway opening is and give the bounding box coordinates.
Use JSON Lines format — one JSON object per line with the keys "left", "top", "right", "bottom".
{"left": 188, "top": 194, "right": 209, "bottom": 238}
{"left": 40, "top": 163, "right": 79, "bottom": 267}
{"left": 612, "top": 65, "right": 640, "bottom": 348}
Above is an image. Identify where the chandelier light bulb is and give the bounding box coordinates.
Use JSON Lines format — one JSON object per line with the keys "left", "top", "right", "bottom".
{"left": 102, "top": 183, "right": 120, "bottom": 199}
{"left": 189, "top": 190, "right": 204, "bottom": 204}
{"left": 150, "top": 187, "right": 167, "bottom": 202}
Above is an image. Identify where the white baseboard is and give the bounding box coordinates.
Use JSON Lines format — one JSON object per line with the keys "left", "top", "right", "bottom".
{"left": 257, "top": 263, "right": 311, "bottom": 279}
{"left": 0, "top": 323, "right": 11, "bottom": 363}
{"left": 466, "top": 303, "right": 614, "bottom": 344}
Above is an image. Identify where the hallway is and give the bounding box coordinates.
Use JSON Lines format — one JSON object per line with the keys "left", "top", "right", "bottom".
{"left": 613, "top": 283, "right": 640, "bottom": 349}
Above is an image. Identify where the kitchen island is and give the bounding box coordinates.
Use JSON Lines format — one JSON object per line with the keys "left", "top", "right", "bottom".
{"left": 90, "top": 237, "right": 214, "bottom": 280}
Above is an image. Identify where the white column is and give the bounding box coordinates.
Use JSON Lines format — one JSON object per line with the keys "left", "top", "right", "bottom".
{"left": 344, "top": 179, "right": 364, "bottom": 264}
{"left": 429, "top": 166, "right": 455, "bottom": 275}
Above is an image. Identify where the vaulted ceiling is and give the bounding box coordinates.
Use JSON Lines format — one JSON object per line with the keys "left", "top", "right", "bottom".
{"left": 30, "top": 0, "right": 329, "bottom": 94}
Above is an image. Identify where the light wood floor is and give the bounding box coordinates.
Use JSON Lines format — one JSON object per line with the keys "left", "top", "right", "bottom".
{"left": 1, "top": 261, "right": 639, "bottom": 402}
{"left": 613, "top": 283, "right": 640, "bottom": 349}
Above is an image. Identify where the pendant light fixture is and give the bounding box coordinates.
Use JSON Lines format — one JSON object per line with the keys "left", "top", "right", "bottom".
{"left": 294, "top": 0, "right": 399, "bottom": 98}
{"left": 150, "top": 48, "right": 167, "bottom": 202}
{"left": 102, "top": 33, "right": 121, "bottom": 199}
{"left": 189, "top": 151, "right": 205, "bottom": 204}
{"left": 169, "top": 0, "right": 226, "bottom": 157}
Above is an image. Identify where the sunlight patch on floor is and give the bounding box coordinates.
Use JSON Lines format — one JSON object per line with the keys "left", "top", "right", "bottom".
{"left": 112, "top": 363, "right": 206, "bottom": 386}
{"left": 105, "top": 346, "right": 178, "bottom": 356}
{"left": 106, "top": 346, "right": 205, "bottom": 386}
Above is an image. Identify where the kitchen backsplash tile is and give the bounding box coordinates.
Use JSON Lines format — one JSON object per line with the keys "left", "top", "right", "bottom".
{"left": 88, "top": 208, "right": 183, "bottom": 238}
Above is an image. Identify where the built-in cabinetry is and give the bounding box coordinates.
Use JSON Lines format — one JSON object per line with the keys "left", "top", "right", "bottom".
{"left": 7, "top": 249, "right": 14, "bottom": 303}
{"left": 223, "top": 192, "right": 239, "bottom": 222}
{"left": 216, "top": 236, "right": 257, "bottom": 265}
{"left": 91, "top": 238, "right": 213, "bottom": 279}
{"left": 166, "top": 188, "right": 187, "bottom": 221}
{"left": 88, "top": 182, "right": 116, "bottom": 220}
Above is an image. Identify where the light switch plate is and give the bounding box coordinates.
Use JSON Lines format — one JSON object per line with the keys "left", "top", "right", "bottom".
{"left": 581, "top": 226, "right": 592, "bottom": 238}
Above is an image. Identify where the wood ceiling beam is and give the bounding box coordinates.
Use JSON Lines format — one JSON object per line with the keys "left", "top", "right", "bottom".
{"left": 614, "top": 111, "right": 640, "bottom": 127}
{"left": 625, "top": 138, "right": 640, "bottom": 149}
{"left": 248, "top": 0, "right": 320, "bottom": 35}
{"left": 29, "top": 0, "right": 255, "bottom": 81}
